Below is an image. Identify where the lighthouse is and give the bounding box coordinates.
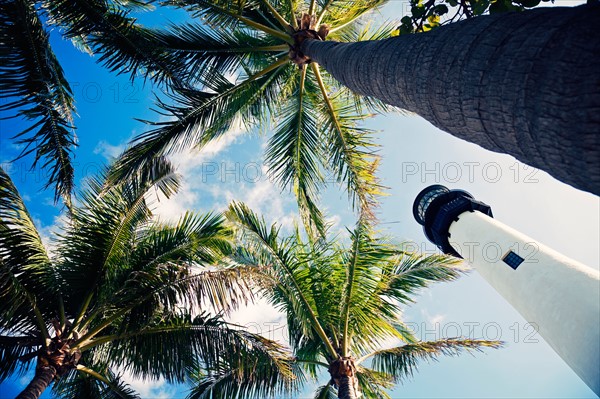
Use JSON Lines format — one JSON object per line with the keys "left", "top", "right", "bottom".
{"left": 413, "top": 185, "right": 600, "bottom": 395}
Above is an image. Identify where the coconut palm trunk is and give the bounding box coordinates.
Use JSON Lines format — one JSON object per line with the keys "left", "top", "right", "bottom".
{"left": 337, "top": 376, "right": 359, "bottom": 399}
{"left": 301, "top": 4, "right": 600, "bottom": 195}
{"left": 329, "top": 357, "right": 360, "bottom": 399}
{"left": 16, "top": 363, "right": 57, "bottom": 399}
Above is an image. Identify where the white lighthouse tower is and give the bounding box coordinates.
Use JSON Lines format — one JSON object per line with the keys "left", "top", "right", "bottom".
{"left": 413, "top": 185, "right": 600, "bottom": 396}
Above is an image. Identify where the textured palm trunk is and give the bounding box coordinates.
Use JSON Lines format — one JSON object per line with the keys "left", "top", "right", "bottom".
{"left": 16, "top": 363, "right": 56, "bottom": 399}
{"left": 302, "top": 5, "right": 600, "bottom": 195}
{"left": 329, "top": 357, "right": 360, "bottom": 399}
{"left": 337, "top": 375, "right": 359, "bottom": 399}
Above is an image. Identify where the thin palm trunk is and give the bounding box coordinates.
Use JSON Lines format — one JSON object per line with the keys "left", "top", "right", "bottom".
{"left": 16, "top": 362, "right": 56, "bottom": 399}
{"left": 302, "top": 4, "right": 600, "bottom": 195}
{"left": 329, "top": 357, "right": 360, "bottom": 399}
{"left": 337, "top": 375, "right": 359, "bottom": 399}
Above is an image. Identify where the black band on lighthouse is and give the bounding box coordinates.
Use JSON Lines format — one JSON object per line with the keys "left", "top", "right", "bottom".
{"left": 413, "top": 185, "right": 493, "bottom": 258}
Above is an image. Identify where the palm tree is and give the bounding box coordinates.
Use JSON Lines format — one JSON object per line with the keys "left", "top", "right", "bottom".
{"left": 0, "top": 161, "right": 295, "bottom": 399}
{"left": 193, "top": 202, "right": 501, "bottom": 399}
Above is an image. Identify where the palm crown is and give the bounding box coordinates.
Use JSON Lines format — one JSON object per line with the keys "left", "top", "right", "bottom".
{"left": 0, "top": 161, "right": 295, "bottom": 399}
{"left": 202, "top": 202, "right": 502, "bottom": 399}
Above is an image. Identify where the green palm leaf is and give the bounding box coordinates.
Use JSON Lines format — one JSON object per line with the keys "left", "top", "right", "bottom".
{"left": 265, "top": 66, "right": 328, "bottom": 238}
{"left": 186, "top": 333, "right": 302, "bottom": 399}
{"left": 86, "top": 312, "right": 290, "bottom": 384}
{"left": 309, "top": 64, "right": 383, "bottom": 216}
{"left": 110, "top": 58, "right": 291, "bottom": 184}
{"left": 0, "top": 0, "right": 76, "bottom": 205}
{"left": 354, "top": 367, "right": 393, "bottom": 399}
{"left": 169, "top": 0, "right": 285, "bottom": 35}
{"left": 43, "top": 0, "right": 187, "bottom": 85}
{"left": 366, "top": 339, "right": 503, "bottom": 382}
{"left": 56, "top": 160, "right": 178, "bottom": 315}
{"left": 226, "top": 202, "right": 338, "bottom": 358}
{"left": 0, "top": 166, "right": 55, "bottom": 336}
{"left": 339, "top": 220, "right": 403, "bottom": 355}
{"left": 85, "top": 265, "right": 257, "bottom": 341}
{"left": 323, "top": 0, "right": 389, "bottom": 32}
{"left": 151, "top": 23, "right": 288, "bottom": 84}
{"left": 53, "top": 366, "right": 141, "bottom": 399}
{"left": 381, "top": 251, "right": 466, "bottom": 305}
{"left": 314, "top": 382, "right": 337, "bottom": 398}
{"left": 0, "top": 335, "right": 40, "bottom": 382}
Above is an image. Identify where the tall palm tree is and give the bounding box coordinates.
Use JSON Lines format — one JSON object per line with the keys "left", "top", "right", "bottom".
{"left": 193, "top": 202, "right": 501, "bottom": 399}
{"left": 0, "top": 161, "right": 295, "bottom": 399}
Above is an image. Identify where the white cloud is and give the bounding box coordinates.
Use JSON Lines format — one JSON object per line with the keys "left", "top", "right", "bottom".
{"left": 120, "top": 371, "right": 177, "bottom": 399}
{"left": 33, "top": 214, "right": 69, "bottom": 257}
{"left": 149, "top": 133, "right": 301, "bottom": 233}
{"left": 93, "top": 140, "right": 126, "bottom": 161}
{"left": 429, "top": 313, "right": 446, "bottom": 325}
{"left": 226, "top": 298, "right": 288, "bottom": 345}
{"left": 149, "top": 126, "right": 250, "bottom": 223}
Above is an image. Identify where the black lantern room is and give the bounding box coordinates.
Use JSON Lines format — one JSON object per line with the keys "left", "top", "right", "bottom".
{"left": 413, "top": 185, "right": 493, "bottom": 258}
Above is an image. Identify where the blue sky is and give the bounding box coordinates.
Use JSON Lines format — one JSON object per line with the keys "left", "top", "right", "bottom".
{"left": 1, "top": 1, "right": 598, "bottom": 398}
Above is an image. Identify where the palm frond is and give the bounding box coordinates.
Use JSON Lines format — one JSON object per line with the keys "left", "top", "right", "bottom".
{"left": 335, "top": 19, "right": 398, "bottom": 42}
{"left": 53, "top": 366, "right": 141, "bottom": 399}
{"left": 0, "top": 167, "right": 55, "bottom": 334}
{"left": 325, "top": 0, "right": 389, "bottom": 33}
{"left": 128, "top": 211, "right": 233, "bottom": 271}
{"left": 0, "top": 335, "right": 41, "bottom": 382}
{"left": 56, "top": 158, "right": 180, "bottom": 319}
{"left": 340, "top": 249, "right": 464, "bottom": 355}
{"left": 295, "top": 179, "right": 327, "bottom": 241}
{"left": 43, "top": 0, "right": 187, "bottom": 85}
{"left": 309, "top": 64, "right": 383, "bottom": 217}
{"left": 110, "top": 59, "right": 291, "bottom": 184}
{"left": 355, "top": 367, "right": 393, "bottom": 399}
{"left": 336, "top": 221, "right": 407, "bottom": 355}
{"left": 233, "top": 244, "right": 334, "bottom": 362}
{"left": 150, "top": 23, "right": 288, "bottom": 85}
{"left": 226, "top": 202, "right": 338, "bottom": 358}
{"left": 265, "top": 66, "right": 327, "bottom": 239}
{"left": 381, "top": 251, "right": 466, "bottom": 305}
{"left": 186, "top": 333, "right": 302, "bottom": 399}
{"left": 87, "top": 212, "right": 247, "bottom": 327}
{"left": 367, "top": 339, "right": 502, "bottom": 382}
{"left": 168, "top": 0, "right": 284, "bottom": 36}
{"left": 226, "top": 204, "right": 317, "bottom": 343}
{"left": 89, "top": 312, "right": 293, "bottom": 386}
{"left": 313, "top": 382, "right": 337, "bottom": 399}
{"left": 0, "top": 0, "right": 76, "bottom": 205}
